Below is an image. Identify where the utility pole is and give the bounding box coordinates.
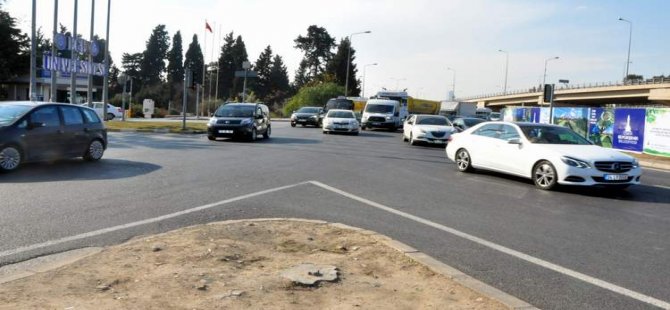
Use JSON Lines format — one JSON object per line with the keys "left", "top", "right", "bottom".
{"left": 50, "top": 0, "right": 58, "bottom": 102}
{"left": 29, "top": 0, "right": 37, "bottom": 101}
{"left": 618, "top": 17, "right": 633, "bottom": 81}
{"left": 344, "top": 30, "right": 371, "bottom": 96}
{"left": 70, "top": 0, "right": 78, "bottom": 104}
{"left": 183, "top": 69, "right": 191, "bottom": 131}
{"left": 101, "top": 0, "right": 111, "bottom": 118}
{"left": 87, "top": 0, "right": 95, "bottom": 105}
{"left": 498, "top": 49, "right": 509, "bottom": 94}
{"left": 242, "top": 61, "right": 250, "bottom": 102}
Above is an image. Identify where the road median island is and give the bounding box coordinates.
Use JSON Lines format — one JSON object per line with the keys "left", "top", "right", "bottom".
{"left": 105, "top": 120, "right": 207, "bottom": 134}
{"left": 0, "top": 219, "right": 512, "bottom": 309}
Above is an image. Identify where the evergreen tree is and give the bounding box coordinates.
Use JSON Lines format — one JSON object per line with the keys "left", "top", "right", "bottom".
{"left": 327, "top": 38, "right": 361, "bottom": 96}
{"left": 0, "top": 5, "right": 29, "bottom": 82}
{"left": 252, "top": 45, "right": 273, "bottom": 100}
{"left": 294, "top": 25, "right": 335, "bottom": 82}
{"left": 167, "top": 31, "right": 184, "bottom": 84}
{"left": 230, "top": 35, "right": 249, "bottom": 99}
{"left": 121, "top": 53, "right": 143, "bottom": 79}
{"left": 184, "top": 34, "right": 204, "bottom": 85}
{"left": 217, "top": 32, "right": 236, "bottom": 100}
{"left": 139, "top": 24, "right": 170, "bottom": 85}
{"left": 267, "top": 54, "right": 291, "bottom": 105}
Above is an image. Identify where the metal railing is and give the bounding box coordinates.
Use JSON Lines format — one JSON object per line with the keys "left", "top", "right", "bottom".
{"left": 462, "top": 77, "right": 670, "bottom": 100}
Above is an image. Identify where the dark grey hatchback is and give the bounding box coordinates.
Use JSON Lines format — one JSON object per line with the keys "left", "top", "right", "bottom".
{"left": 0, "top": 101, "right": 108, "bottom": 172}
{"left": 207, "top": 103, "right": 271, "bottom": 141}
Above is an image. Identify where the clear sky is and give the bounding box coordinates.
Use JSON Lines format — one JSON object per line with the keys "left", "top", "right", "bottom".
{"left": 5, "top": 0, "right": 669, "bottom": 100}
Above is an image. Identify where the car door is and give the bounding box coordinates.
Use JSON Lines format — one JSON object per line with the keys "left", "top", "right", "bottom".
{"left": 22, "top": 106, "right": 65, "bottom": 161}
{"left": 468, "top": 123, "right": 502, "bottom": 168}
{"left": 493, "top": 124, "right": 527, "bottom": 176}
{"left": 59, "top": 105, "right": 88, "bottom": 156}
{"left": 403, "top": 115, "right": 415, "bottom": 139}
{"left": 254, "top": 106, "right": 266, "bottom": 133}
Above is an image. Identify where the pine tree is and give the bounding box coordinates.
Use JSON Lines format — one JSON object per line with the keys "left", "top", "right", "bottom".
{"left": 217, "top": 32, "right": 236, "bottom": 100}
{"left": 327, "top": 38, "right": 361, "bottom": 96}
{"left": 294, "top": 25, "right": 335, "bottom": 82}
{"left": 0, "top": 5, "right": 29, "bottom": 83}
{"left": 121, "top": 53, "right": 143, "bottom": 79}
{"left": 230, "top": 35, "right": 249, "bottom": 99}
{"left": 267, "top": 54, "right": 291, "bottom": 105}
{"left": 293, "top": 59, "right": 310, "bottom": 90}
{"left": 167, "top": 31, "right": 184, "bottom": 84}
{"left": 139, "top": 24, "right": 170, "bottom": 85}
{"left": 253, "top": 45, "right": 273, "bottom": 101}
{"left": 184, "top": 34, "right": 204, "bottom": 85}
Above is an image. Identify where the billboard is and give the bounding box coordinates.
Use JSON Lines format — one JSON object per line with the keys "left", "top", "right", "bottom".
{"left": 588, "top": 108, "right": 614, "bottom": 148}
{"left": 553, "top": 108, "right": 589, "bottom": 137}
{"left": 612, "top": 108, "right": 646, "bottom": 152}
{"left": 643, "top": 108, "right": 670, "bottom": 157}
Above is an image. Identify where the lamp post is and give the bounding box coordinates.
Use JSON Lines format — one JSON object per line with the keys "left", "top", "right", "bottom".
{"left": 390, "top": 77, "right": 406, "bottom": 91}
{"left": 446, "top": 67, "right": 455, "bottom": 100}
{"left": 542, "top": 56, "right": 559, "bottom": 89}
{"left": 618, "top": 17, "right": 632, "bottom": 81}
{"left": 362, "top": 63, "right": 377, "bottom": 98}
{"left": 498, "top": 49, "right": 509, "bottom": 94}
{"left": 344, "top": 30, "right": 371, "bottom": 97}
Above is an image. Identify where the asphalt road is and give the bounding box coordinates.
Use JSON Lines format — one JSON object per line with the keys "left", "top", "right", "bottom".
{"left": 1, "top": 122, "right": 669, "bottom": 309}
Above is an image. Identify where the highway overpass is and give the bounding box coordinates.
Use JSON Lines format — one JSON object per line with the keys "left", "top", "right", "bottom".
{"left": 463, "top": 79, "right": 670, "bottom": 110}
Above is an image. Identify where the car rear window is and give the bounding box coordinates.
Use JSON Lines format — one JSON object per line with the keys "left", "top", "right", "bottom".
{"left": 82, "top": 108, "right": 101, "bottom": 123}
{"left": 61, "top": 106, "right": 84, "bottom": 125}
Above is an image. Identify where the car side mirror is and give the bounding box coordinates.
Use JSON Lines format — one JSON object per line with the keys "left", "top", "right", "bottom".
{"left": 28, "top": 122, "right": 46, "bottom": 129}
{"left": 508, "top": 138, "right": 522, "bottom": 145}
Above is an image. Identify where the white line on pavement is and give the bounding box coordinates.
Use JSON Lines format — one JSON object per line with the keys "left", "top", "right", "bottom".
{"left": 0, "top": 182, "right": 309, "bottom": 260}
{"left": 654, "top": 185, "right": 670, "bottom": 190}
{"left": 309, "top": 180, "right": 670, "bottom": 309}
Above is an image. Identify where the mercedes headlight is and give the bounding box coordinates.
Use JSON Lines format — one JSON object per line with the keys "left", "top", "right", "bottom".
{"left": 632, "top": 159, "right": 639, "bottom": 168}
{"left": 561, "top": 156, "right": 591, "bottom": 169}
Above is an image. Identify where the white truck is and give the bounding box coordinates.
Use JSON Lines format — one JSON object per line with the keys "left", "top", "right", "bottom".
{"left": 439, "top": 101, "right": 477, "bottom": 119}
{"left": 361, "top": 99, "right": 403, "bottom": 131}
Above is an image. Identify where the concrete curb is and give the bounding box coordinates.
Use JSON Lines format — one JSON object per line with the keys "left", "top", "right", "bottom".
{"left": 0, "top": 219, "right": 537, "bottom": 309}
{"left": 639, "top": 159, "right": 670, "bottom": 171}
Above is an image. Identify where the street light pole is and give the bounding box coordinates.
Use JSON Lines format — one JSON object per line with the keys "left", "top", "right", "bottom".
{"left": 29, "top": 0, "right": 36, "bottom": 101}
{"left": 344, "top": 30, "right": 371, "bottom": 97}
{"left": 446, "top": 67, "right": 455, "bottom": 100}
{"left": 618, "top": 17, "right": 632, "bottom": 81}
{"left": 542, "top": 56, "right": 559, "bottom": 89}
{"left": 70, "top": 0, "right": 78, "bottom": 104}
{"left": 362, "top": 63, "right": 377, "bottom": 98}
{"left": 498, "top": 49, "right": 509, "bottom": 94}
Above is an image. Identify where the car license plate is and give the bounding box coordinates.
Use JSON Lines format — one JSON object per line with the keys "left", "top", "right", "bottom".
{"left": 297, "top": 120, "right": 305, "bottom": 123}
{"left": 218, "top": 130, "right": 233, "bottom": 134}
{"left": 604, "top": 174, "right": 628, "bottom": 181}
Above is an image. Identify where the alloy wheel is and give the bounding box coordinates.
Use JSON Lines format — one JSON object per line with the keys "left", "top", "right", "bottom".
{"left": 534, "top": 162, "right": 557, "bottom": 189}
{"left": 456, "top": 149, "right": 471, "bottom": 172}
{"left": 0, "top": 146, "right": 21, "bottom": 171}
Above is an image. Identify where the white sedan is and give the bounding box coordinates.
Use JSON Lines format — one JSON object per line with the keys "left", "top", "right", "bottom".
{"left": 322, "top": 109, "right": 359, "bottom": 135}
{"left": 80, "top": 102, "right": 123, "bottom": 120}
{"left": 445, "top": 122, "right": 642, "bottom": 190}
{"left": 403, "top": 114, "right": 456, "bottom": 145}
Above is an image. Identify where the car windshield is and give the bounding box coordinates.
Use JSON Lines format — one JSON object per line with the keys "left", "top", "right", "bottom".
{"left": 417, "top": 116, "right": 450, "bottom": 126}
{"left": 519, "top": 125, "right": 591, "bottom": 145}
{"left": 297, "top": 107, "right": 320, "bottom": 113}
{"left": 327, "top": 111, "right": 355, "bottom": 119}
{"left": 365, "top": 104, "right": 394, "bottom": 113}
{"left": 325, "top": 99, "right": 354, "bottom": 111}
{"left": 214, "top": 105, "right": 255, "bottom": 117}
{"left": 463, "top": 118, "right": 485, "bottom": 127}
{"left": 0, "top": 105, "right": 31, "bottom": 126}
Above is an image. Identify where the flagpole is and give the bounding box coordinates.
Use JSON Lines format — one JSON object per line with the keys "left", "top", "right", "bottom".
{"left": 208, "top": 21, "right": 215, "bottom": 107}
{"left": 199, "top": 21, "right": 207, "bottom": 118}
{"left": 214, "top": 24, "right": 221, "bottom": 102}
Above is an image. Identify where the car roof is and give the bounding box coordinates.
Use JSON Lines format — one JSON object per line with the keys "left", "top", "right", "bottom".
{"left": 298, "top": 106, "right": 321, "bottom": 109}
{"left": 414, "top": 114, "right": 446, "bottom": 118}
{"left": 327, "top": 109, "right": 354, "bottom": 113}
{"left": 0, "top": 101, "right": 88, "bottom": 108}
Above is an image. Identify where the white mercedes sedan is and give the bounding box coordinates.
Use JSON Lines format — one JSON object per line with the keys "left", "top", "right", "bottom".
{"left": 445, "top": 122, "right": 642, "bottom": 190}
{"left": 402, "top": 114, "right": 456, "bottom": 146}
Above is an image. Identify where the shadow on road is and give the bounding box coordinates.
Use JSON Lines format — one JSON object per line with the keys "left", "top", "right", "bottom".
{"left": 0, "top": 159, "right": 161, "bottom": 183}
{"left": 460, "top": 169, "right": 670, "bottom": 204}
{"left": 213, "top": 137, "right": 321, "bottom": 145}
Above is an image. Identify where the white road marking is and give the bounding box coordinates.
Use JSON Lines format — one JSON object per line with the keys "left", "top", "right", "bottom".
{"left": 0, "top": 182, "right": 309, "bottom": 260}
{"left": 653, "top": 185, "right": 670, "bottom": 190}
{"left": 309, "top": 180, "right": 670, "bottom": 309}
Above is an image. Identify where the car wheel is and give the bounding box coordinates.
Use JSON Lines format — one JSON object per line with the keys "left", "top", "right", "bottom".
{"left": 84, "top": 140, "right": 105, "bottom": 161}
{"left": 106, "top": 113, "right": 115, "bottom": 121}
{"left": 0, "top": 145, "right": 22, "bottom": 172}
{"left": 290, "top": 122, "right": 296, "bottom": 127}
{"left": 250, "top": 128, "right": 258, "bottom": 141}
{"left": 322, "top": 131, "right": 327, "bottom": 134}
{"left": 455, "top": 148, "right": 473, "bottom": 172}
{"left": 263, "top": 126, "right": 271, "bottom": 139}
{"left": 317, "top": 120, "right": 322, "bottom": 127}
{"left": 533, "top": 161, "right": 558, "bottom": 190}
{"left": 409, "top": 133, "right": 417, "bottom": 145}
{"left": 361, "top": 126, "right": 366, "bottom": 131}
{"left": 207, "top": 135, "right": 216, "bottom": 141}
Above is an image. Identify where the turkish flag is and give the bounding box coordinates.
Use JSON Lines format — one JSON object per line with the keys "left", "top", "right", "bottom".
{"left": 205, "top": 22, "right": 213, "bottom": 33}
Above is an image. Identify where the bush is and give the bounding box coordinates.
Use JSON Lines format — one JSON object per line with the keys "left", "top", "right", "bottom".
{"left": 131, "top": 104, "right": 144, "bottom": 118}
{"left": 153, "top": 108, "right": 167, "bottom": 118}
{"left": 283, "top": 82, "right": 344, "bottom": 115}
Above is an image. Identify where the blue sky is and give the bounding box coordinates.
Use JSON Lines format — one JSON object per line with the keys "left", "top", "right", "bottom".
{"left": 5, "top": 0, "right": 669, "bottom": 100}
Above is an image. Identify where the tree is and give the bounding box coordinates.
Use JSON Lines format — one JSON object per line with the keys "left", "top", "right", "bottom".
{"left": 139, "top": 24, "right": 170, "bottom": 85}
{"left": 327, "top": 38, "right": 361, "bottom": 96}
{"left": 294, "top": 25, "right": 335, "bottom": 82}
{"left": 292, "top": 59, "right": 310, "bottom": 90}
{"left": 266, "top": 54, "right": 291, "bottom": 106}
{"left": 217, "top": 32, "right": 236, "bottom": 100}
{"left": 230, "top": 35, "right": 249, "bottom": 99}
{"left": 167, "top": 31, "right": 184, "bottom": 84}
{"left": 183, "top": 34, "right": 204, "bottom": 85}
{"left": 121, "top": 53, "right": 143, "bottom": 79}
{"left": 252, "top": 45, "right": 273, "bottom": 100}
{"left": 283, "top": 82, "right": 343, "bottom": 115}
{"left": 0, "top": 5, "right": 29, "bottom": 83}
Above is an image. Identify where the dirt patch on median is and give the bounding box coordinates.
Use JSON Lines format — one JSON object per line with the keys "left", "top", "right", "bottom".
{"left": 0, "top": 220, "right": 506, "bottom": 309}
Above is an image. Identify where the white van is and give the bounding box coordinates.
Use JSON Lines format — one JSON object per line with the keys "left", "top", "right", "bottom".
{"left": 361, "top": 99, "right": 403, "bottom": 131}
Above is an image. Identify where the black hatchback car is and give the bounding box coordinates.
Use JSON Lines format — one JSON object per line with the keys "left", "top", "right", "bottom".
{"left": 0, "top": 101, "right": 108, "bottom": 172}
{"left": 207, "top": 103, "right": 271, "bottom": 141}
